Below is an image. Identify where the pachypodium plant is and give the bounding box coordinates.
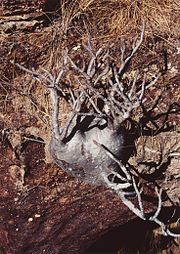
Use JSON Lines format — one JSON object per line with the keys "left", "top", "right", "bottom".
{"left": 12, "top": 23, "right": 179, "bottom": 237}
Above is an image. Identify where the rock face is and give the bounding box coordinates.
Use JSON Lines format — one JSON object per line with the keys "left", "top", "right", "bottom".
{"left": 1, "top": 0, "right": 46, "bottom": 12}
{"left": 0, "top": 136, "right": 150, "bottom": 254}
{"left": 0, "top": 0, "right": 60, "bottom": 33}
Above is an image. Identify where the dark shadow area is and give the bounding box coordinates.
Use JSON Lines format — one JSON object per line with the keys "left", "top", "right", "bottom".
{"left": 85, "top": 206, "right": 179, "bottom": 254}
{"left": 40, "top": 0, "right": 61, "bottom": 26}
{"left": 139, "top": 100, "right": 180, "bottom": 137}
{"left": 43, "top": 0, "right": 61, "bottom": 13}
